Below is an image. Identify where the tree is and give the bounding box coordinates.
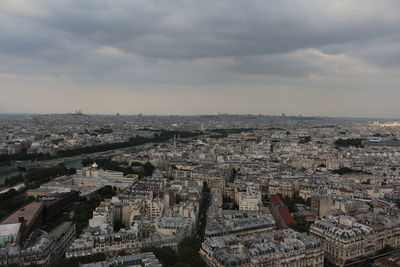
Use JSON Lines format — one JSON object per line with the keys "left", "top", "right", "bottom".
{"left": 131, "top": 161, "right": 144, "bottom": 167}
{"left": 3, "top": 174, "right": 23, "bottom": 187}
{"left": 0, "top": 130, "right": 202, "bottom": 162}
{"left": 175, "top": 194, "right": 182, "bottom": 204}
{"left": 335, "top": 138, "right": 363, "bottom": 148}
{"left": 282, "top": 194, "right": 306, "bottom": 212}
{"left": 289, "top": 223, "right": 309, "bottom": 233}
{"left": 97, "top": 185, "right": 117, "bottom": 199}
{"left": 0, "top": 189, "right": 34, "bottom": 220}
{"left": 72, "top": 198, "right": 101, "bottom": 235}
{"left": 332, "top": 167, "right": 362, "bottom": 175}
{"left": 82, "top": 157, "right": 137, "bottom": 175}
{"left": 176, "top": 237, "right": 206, "bottom": 267}
{"left": 177, "top": 247, "right": 198, "bottom": 264}
{"left": 228, "top": 167, "right": 238, "bottom": 183}
{"left": 299, "top": 136, "right": 311, "bottom": 144}
{"left": 178, "top": 237, "right": 202, "bottom": 251}
{"left": 23, "top": 164, "right": 76, "bottom": 189}
{"left": 143, "top": 161, "right": 155, "bottom": 176}
{"left": 141, "top": 237, "right": 206, "bottom": 267}
{"left": 113, "top": 220, "right": 125, "bottom": 232}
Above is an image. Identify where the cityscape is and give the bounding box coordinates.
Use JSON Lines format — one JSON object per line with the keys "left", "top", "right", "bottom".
{"left": 1, "top": 114, "right": 400, "bottom": 266}
{"left": 2, "top": 1, "right": 400, "bottom": 267}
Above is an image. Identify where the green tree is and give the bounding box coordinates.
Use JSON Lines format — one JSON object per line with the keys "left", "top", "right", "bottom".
{"left": 299, "top": 136, "right": 311, "bottom": 144}
{"left": 143, "top": 161, "right": 155, "bottom": 176}
{"left": 335, "top": 138, "right": 363, "bottom": 148}
{"left": 175, "top": 194, "right": 182, "bottom": 204}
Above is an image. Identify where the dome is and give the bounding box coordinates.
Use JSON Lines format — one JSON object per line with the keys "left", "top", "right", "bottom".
{"left": 91, "top": 162, "right": 98, "bottom": 168}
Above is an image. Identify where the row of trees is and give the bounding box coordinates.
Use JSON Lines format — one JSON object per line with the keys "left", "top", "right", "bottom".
{"left": 0, "top": 189, "right": 34, "bottom": 219}
{"left": 82, "top": 157, "right": 137, "bottom": 175}
{"left": 332, "top": 167, "right": 362, "bottom": 175}
{"left": 0, "top": 130, "right": 202, "bottom": 163}
{"left": 2, "top": 174, "right": 23, "bottom": 187}
{"left": 2, "top": 165, "right": 74, "bottom": 190}
{"left": 0, "top": 149, "right": 50, "bottom": 162}
{"left": 335, "top": 138, "right": 363, "bottom": 148}
{"left": 332, "top": 167, "right": 372, "bottom": 175}
{"left": 209, "top": 128, "right": 254, "bottom": 138}
{"left": 82, "top": 157, "right": 155, "bottom": 177}
{"left": 24, "top": 164, "right": 76, "bottom": 189}
{"left": 56, "top": 130, "right": 201, "bottom": 158}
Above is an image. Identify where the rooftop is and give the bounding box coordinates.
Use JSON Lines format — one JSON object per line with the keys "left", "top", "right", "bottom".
{"left": 1, "top": 202, "right": 44, "bottom": 225}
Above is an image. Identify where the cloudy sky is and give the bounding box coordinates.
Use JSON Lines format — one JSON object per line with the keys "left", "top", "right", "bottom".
{"left": 1, "top": 0, "right": 400, "bottom": 117}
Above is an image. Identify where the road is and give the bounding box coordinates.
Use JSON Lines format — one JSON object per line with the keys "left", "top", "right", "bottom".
{"left": 17, "top": 146, "right": 144, "bottom": 169}
{"left": 0, "top": 183, "right": 25, "bottom": 194}
{"left": 196, "top": 185, "right": 211, "bottom": 241}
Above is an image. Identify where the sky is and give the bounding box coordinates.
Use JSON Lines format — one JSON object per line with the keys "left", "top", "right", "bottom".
{"left": 1, "top": 0, "right": 400, "bottom": 118}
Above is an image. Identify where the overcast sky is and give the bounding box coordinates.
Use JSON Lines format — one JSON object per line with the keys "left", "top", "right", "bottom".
{"left": 1, "top": 0, "right": 400, "bottom": 117}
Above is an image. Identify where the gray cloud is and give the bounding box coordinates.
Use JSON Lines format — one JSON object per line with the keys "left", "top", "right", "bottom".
{"left": 1, "top": 0, "right": 400, "bottom": 116}
{"left": 36, "top": 1, "right": 400, "bottom": 61}
{"left": 229, "top": 53, "right": 322, "bottom": 77}
{"left": 1, "top": 1, "right": 400, "bottom": 75}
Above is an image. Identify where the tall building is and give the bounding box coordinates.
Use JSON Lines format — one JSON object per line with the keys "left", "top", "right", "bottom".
{"left": 310, "top": 215, "right": 400, "bottom": 266}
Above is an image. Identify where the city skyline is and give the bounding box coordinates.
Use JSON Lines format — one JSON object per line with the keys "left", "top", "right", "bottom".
{"left": 1, "top": 0, "right": 400, "bottom": 117}
{"left": 2, "top": 112, "right": 400, "bottom": 121}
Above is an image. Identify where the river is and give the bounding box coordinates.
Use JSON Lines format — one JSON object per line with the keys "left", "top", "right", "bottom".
{"left": 63, "top": 159, "right": 83, "bottom": 169}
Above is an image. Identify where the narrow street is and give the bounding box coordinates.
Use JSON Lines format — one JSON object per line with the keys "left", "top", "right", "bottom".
{"left": 196, "top": 183, "right": 211, "bottom": 241}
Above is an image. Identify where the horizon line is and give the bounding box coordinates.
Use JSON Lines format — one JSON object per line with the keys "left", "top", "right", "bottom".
{"left": 0, "top": 112, "right": 399, "bottom": 121}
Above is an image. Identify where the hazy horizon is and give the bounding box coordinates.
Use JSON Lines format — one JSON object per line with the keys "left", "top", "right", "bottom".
{"left": 1, "top": 112, "right": 400, "bottom": 121}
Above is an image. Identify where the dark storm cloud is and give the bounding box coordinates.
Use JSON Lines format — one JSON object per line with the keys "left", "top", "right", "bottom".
{"left": 2, "top": 0, "right": 400, "bottom": 117}
{"left": 30, "top": 0, "right": 400, "bottom": 61}
{"left": 1, "top": 0, "right": 400, "bottom": 82}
